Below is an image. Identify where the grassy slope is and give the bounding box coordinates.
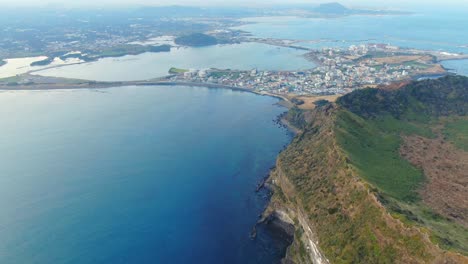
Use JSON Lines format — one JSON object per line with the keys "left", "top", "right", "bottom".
{"left": 273, "top": 106, "right": 435, "bottom": 263}
{"left": 273, "top": 76, "right": 468, "bottom": 262}
{"left": 334, "top": 76, "right": 468, "bottom": 255}
{"left": 444, "top": 117, "right": 468, "bottom": 151}
{"left": 335, "top": 110, "right": 468, "bottom": 255}
{"left": 335, "top": 111, "right": 427, "bottom": 202}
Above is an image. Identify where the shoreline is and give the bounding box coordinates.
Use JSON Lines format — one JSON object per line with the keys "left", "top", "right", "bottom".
{"left": 0, "top": 79, "right": 294, "bottom": 107}
{"left": 1, "top": 75, "right": 299, "bottom": 260}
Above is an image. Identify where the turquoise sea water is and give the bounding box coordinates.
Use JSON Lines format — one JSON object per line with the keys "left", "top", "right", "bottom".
{"left": 0, "top": 86, "right": 291, "bottom": 263}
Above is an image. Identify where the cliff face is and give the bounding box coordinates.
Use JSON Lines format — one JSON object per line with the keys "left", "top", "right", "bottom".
{"left": 265, "top": 76, "right": 468, "bottom": 263}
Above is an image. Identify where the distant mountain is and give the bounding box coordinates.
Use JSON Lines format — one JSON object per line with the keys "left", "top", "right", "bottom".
{"left": 309, "top": 2, "right": 409, "bottom": 16}
{"left": 313, "top": 2, "right": 350, "bottom": 14}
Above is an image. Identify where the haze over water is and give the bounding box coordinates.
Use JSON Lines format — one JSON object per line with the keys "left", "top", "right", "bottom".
{"left": 0, "top": 86, "right": 291, "bottom": 263}
{"left": 236, "top": 11, "right": 468, "bottom": 53}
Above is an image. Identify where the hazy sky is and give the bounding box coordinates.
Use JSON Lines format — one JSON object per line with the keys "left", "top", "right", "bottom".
{"left": 0, "top": 0, "right": 466, "bottom": 10}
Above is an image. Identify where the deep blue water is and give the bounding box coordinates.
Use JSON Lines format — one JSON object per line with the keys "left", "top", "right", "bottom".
{"left": 0, "top": 86, "right": 291, "bottom": 263}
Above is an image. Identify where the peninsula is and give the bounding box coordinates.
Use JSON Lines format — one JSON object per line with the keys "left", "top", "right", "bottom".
{"left": 3, "top": 43, "right": 467, "bottom": 104}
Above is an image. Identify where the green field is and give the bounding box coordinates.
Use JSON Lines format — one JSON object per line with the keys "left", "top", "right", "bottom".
{"left": 402, "top": 61, "right": 431, "bottom": 69}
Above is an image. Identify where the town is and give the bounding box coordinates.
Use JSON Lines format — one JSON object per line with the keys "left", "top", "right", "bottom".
{"left": 164, "top": 43, "right": 456, "bottom": 95}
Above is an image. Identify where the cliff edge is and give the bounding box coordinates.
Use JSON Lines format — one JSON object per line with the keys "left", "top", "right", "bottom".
{"left": 264, "top": 76, "right": 468, "bottom": 263}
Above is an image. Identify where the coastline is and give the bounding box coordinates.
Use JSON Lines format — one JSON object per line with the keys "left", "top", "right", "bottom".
{"left": 0, "top": 79, "right": 295, "bottom": 107}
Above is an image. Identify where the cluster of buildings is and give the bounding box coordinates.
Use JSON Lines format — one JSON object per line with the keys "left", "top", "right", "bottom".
{"left": 167, "top": 44, "right": 438, "bottom": 95}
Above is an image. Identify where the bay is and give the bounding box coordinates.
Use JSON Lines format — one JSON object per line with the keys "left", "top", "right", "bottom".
{"left": 0, "top": 86, "right": 291, "bottom": 263}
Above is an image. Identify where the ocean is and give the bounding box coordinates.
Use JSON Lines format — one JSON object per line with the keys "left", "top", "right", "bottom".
{"left": 0, "top": 86, "right": 291, "bottom": 263}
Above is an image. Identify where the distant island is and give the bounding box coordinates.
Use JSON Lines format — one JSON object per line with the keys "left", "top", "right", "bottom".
{"left": 175, "top": 33, "right": 218, "bottom": 47}
{"left": 313, "top": 2, "right": 350, "bottom": 14}
{"left": 309, "top": 2, "right": 410, "bottom": 16}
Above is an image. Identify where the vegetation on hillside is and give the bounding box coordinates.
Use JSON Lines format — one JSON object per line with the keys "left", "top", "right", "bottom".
{"left": 335, "top": 75, "right": 468, "bottom": 254}
{"left": 335, "top": 111, "right": 427, "bottom": 202}
{"left": 444, "top": 117, "right": 468, "bottom": 151}
{"left": 334, "top": 111, "right": 468, "bottom": 254}
{"left": 272, "top": 75, "right": 468, "bottom": 263}
{"left": 274, "top": 106, "right": 435, "bottom": 263}
{"left": 337, "top": 75, "right": 468, "bottom": 118}
{"left": 285, "top": 107, "right": 307, "bottom": 130}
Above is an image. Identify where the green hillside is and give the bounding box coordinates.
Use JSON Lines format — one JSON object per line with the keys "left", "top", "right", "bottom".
{"left": 269, "top": 75, "right": 468, "bottom": 263}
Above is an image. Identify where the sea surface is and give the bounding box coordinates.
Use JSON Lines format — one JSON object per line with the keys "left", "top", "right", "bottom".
{"left": 0, "top": 86, "right": 292, "bottom": 263}
{"left": 442, "top": 60, "right": 468, "bottom": 76}
{"left": 32, "top": 42, "right": 314, "bottom": 81}
{"left": 235, "top": 12, "right": 468, "bottom": 52}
